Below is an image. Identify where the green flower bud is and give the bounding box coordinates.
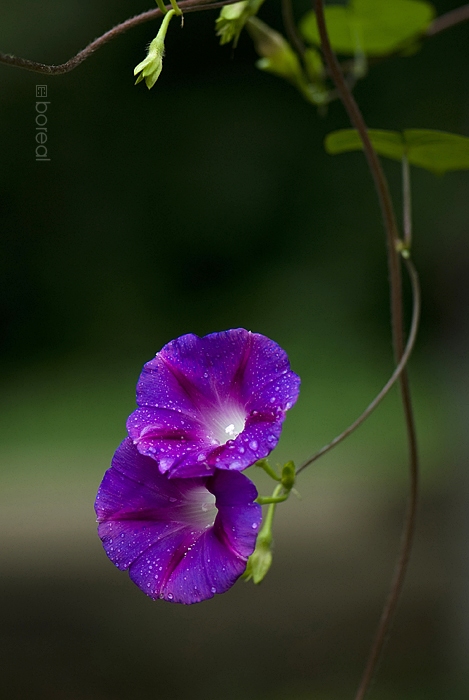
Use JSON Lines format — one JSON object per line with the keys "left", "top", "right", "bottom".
{"left": 216, "top": 1, "right": 248, "bottom": 46}
{"left": 215, "top": 0, "right": 266, "bottom": 47}
{"left": 246, "top": 17, "right": 329, "bottom": 106}
{"left": 134, "top": 9, "right": 176, "bottom": 89}
{"left": 246, "top": 17, "right": 304, "bottom": 84}
{"left": 243, "top": 528, "right": 273, "bottom": 584}
{"left": 281, "top": 460, "right": 296, "bottom": 491}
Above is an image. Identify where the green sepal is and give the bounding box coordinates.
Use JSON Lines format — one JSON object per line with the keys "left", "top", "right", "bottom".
{"left": 300, "top": 0, "right": 435, "bottom": 57}
{"left": 325, "top": 128, "right": 469, "bottom": 175}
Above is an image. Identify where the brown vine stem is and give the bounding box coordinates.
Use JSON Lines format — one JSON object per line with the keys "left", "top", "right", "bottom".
{"left": 296, "top": 257, "right": 420, "bottom": 476}
{"left": 312, "top": 2, "right": 419, "bottom": 700}
{"left": 0, "top": 0, "right": 237, "bottom": 75}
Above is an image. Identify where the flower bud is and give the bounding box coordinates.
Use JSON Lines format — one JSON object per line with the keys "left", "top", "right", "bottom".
{"left": 243, "top": 531, "right": 273, "bottom": 584}
{"left": 134, "top": 9, "right": 176, "bottom": 89}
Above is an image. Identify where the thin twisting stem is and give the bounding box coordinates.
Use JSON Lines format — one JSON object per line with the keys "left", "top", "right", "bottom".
{"left": 0, "top": 0, "right": 238, "bottom": 75}
{"left": 296, "top": 258, "right": 420, "bottom": 475}
{"left": 402, "top": 156, "right": 412, "bottom": 248}
{"left": 281, "top": 0, "right": 306, "bottom": 58}
{"left": 426, "top": 3, "right": 469, "bottom": 36}
{"left": 312, "top": 3, "right": 419, "bottom": 700}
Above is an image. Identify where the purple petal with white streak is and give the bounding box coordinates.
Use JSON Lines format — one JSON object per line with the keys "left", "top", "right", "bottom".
{"left": 126, "top": 329, "right": 300, "bottom": 478}
{"left": 95, "top": 438, "right": 261, "bottom": 604}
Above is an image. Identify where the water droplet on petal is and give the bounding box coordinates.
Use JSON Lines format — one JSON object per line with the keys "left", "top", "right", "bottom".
{"left": 249, "top": 440, "right": 258, "bottom": 451}
{"left": 252, "top": 522, "right": 259, "bottom": 529}
{"left": 211, "top": 587, "right": 217, "bottom": 594}
{"left": 167, "top": 593, "right": 173, "bottom": 600}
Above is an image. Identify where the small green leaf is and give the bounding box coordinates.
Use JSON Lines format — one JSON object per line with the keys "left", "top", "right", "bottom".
{"left": 300, "top": 0, "right": 435, "bottom": 56}
{"left": 325, "top": 128, "right": 469, "bottom": 175}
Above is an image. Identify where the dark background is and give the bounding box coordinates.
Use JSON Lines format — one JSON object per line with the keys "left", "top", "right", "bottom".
{"left": 1, "top": 1, "right": 469, "bottom": 698}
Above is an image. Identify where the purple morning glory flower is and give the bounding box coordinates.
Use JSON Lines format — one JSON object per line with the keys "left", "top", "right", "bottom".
{"left": 95, "top": 438, "right": 262, "bottom": 604}
{"left": 126, "top": 329, "right": 300, "bottom": 478}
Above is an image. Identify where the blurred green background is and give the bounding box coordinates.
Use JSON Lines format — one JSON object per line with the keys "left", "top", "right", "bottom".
{"left": 1, "top": 1, "right": 469, "bottom": 698}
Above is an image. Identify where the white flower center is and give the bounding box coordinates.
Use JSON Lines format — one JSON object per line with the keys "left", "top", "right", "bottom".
{"left": 208, "top": 403, "right": 247, "bottom": 446}
{"left": 180, "top": 487, "right": 218, "bottom": 529}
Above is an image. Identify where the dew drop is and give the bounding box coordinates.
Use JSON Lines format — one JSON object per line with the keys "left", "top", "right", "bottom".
{"left": 238, "top": 446, "right": 245, "bottom": 454}
{"left": 252, "top": 522, "right": 259, "bottom": 529}
{"left": 211, "top": 587, "right": 217, "bottom": 594}
{"left": 249, "top": 440, "right": 258, "bottom": 451}
{"left": 167, "top": 593, "right": 173, "bottom": 600}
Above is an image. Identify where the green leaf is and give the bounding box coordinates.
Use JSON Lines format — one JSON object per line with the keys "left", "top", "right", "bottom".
{"left": 300, "top": 0, "right": 435, "bottom": 56}
{"left": 403, "top": 130, "right": 469, "bottom": 174}
{"left": 326, "top": 128, "right": 404, "bottom": 159}
{"left": 325, "top": 128, "right": 469, "bottom": 175}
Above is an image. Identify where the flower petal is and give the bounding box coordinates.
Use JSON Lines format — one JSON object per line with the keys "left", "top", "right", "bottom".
{"left": 95, "top": 439, "right": 261, "bottom": 604}
{"left": 127, "top": 329, "right": 300, "bottom": 477}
